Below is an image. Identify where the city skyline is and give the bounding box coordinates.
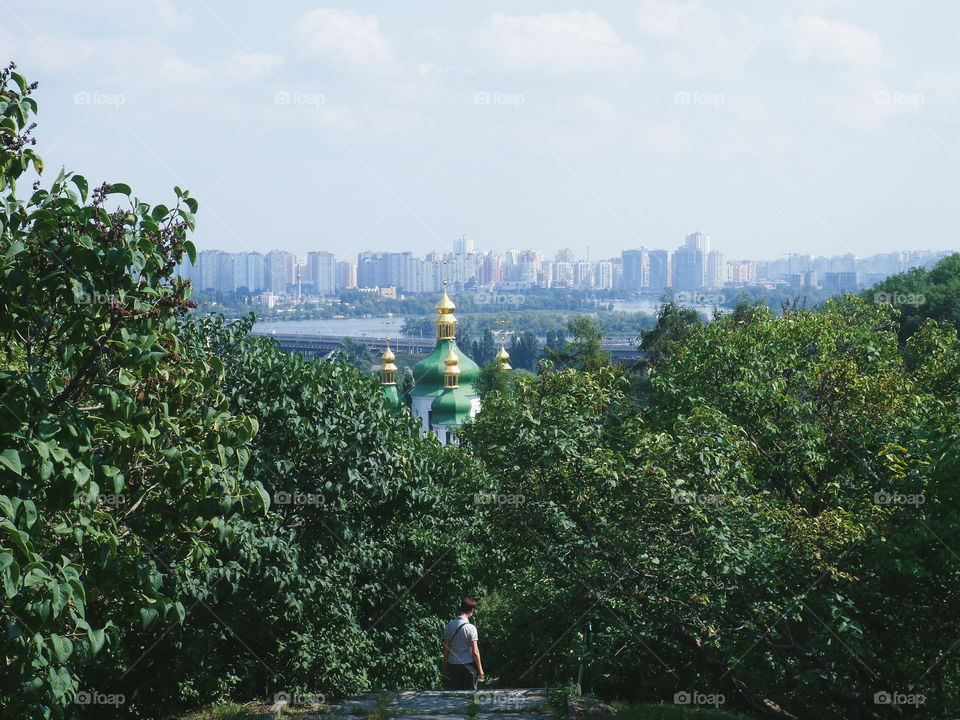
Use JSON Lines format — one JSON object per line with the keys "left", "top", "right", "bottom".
{"left": 176, "top": 232, "right": 952, "bottom": 298}
{"left": 7, "top": 1, "right": 960, "bottom": 261}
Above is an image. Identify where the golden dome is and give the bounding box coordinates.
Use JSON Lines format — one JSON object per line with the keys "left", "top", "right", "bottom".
{"left": 436, "top": 281, "right": 456, "bottom": 314}
{"left": 444, "top": 346, "right": 460, "bottom": 371}
{"left": 443, "top": 346, "right": 461, "bottom": 387}
{"left": 381, "top": 341, "right": 396, "bottom": 367}
{"left": 380, "top": 340, "right": 397, "bottom": 381}
{"left": 496, "top": 342, "right": 512, "bottom": 371}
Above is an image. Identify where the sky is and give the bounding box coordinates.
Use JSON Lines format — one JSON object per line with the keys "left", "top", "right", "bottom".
{"left": 3, "top": 0, "right": 960, "bottom": 261}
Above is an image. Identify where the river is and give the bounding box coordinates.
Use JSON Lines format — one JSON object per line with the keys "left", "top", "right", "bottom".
{"left": 252, "top": 299, "right": 719, "bottom": 338}
{"left": 254, "top": 316, "right": 406, "bottom": 338}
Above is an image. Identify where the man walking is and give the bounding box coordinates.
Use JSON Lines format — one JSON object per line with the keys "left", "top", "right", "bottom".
{"left": 443, "top": 598, "right": 485, "bottom": 690}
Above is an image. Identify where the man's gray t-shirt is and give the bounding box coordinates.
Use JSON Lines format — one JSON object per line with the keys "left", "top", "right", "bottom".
{"left": 444, "top": 617, "right": 478, "bottom": 665}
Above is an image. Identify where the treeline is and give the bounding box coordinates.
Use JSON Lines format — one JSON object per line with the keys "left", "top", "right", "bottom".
{"left": 193, "top": 287, "right": 627, "bottom": 321}
{"left": 464, "top": 259, "right": 960, "bottom": 718}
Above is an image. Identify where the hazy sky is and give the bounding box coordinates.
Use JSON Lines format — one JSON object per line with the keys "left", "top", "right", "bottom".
{"left": 4, "top": 1, "right": 959, "bottom": 261}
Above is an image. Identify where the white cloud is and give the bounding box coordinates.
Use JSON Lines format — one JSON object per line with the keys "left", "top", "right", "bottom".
{"left": 636, "top": 0, "right": 700, "bottom": 38}
{"left": 635, "top": 0, "right": 764, "bottom": 78}
{"left": 921, "top": 73, "right": 960, "bottom": 103}
{"left": 781, "top": 15, "right": 885, "bottom": 69}
{"left": 17, "top": 33, "right": 283, "bottom": 91}
{"left": 474, "top": 11, "right": 641, "bottom": 74}
{"left": 294, "top": 8, "right": 393, "bottom": 72}
{"left": 4, "top": 0, "right": 188, "bottom": 30}
{"left": 215, "top": 52, "right": 285, "bottom": 83}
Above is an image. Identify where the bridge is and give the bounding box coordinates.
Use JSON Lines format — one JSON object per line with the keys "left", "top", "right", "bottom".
{"left": 251, "top": 332, "right": 640, "bottom": 361}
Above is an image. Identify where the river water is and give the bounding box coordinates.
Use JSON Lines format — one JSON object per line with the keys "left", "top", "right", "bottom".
{"left": 254, "top": 317, "right": 407, "bottom": 338}
{"left": 252, "top": 299, "right": 717, "bottom": 337}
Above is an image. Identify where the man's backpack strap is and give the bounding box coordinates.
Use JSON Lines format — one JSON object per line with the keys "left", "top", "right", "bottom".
{"left": 448, "top": 618, "right": 468, "bottom": 645}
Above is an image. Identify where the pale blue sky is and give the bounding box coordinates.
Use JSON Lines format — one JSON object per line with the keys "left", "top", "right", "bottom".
{"left": 3, "top": 0, "right": 959, "bottom": 260}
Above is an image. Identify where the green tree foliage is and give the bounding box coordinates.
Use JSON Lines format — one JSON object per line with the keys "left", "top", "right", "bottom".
{"left": 166, "top": 316, "right": 489, "bottom": 700}
{"left": 638, "top": 301, "right": 704, "bottom": 366}
{"left": 336, "top": 336, "right": 375, "bottom": 369}
{"left": 0, "top": 64, "right": 260, "bottom": 717}
{"left": 0, "top": 67, "right": 486, "bottom": 719}
{"left": 863, "top": 253, "right": 960, "bottom": 342}
{"left": 467, "top": 329, "right": 497, "bottom": 367}
{"left": 545, "top": 315, "right": 610, "bottom": 372}
{"left": 507, "top": 331, "right": 540, "bottom": 372}
{"left": 475, "top": 362, "right": 514, "bottom": 399}
{"left": 463, "top": 298, "right": 960, "bottom": 719}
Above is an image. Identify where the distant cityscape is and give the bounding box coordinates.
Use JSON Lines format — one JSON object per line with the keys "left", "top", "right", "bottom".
{"left": 174, "top": 232, "right": 954, "bottom": 306}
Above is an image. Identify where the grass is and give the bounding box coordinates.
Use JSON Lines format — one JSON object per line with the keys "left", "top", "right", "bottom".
{"left": 366, "top": 692, "right": 394, "bottom": 720}
{"left": 614, "top": 703, "right": 754, "bottom": 720}
{"left": 178, "top": 704, "right": 260, "bottom": 720}
{"left": 465, "top": 698, "right": 481, "bottom": 719}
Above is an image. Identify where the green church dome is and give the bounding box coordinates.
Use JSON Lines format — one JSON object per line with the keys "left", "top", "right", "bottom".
{"left": 431, "top": 386, "right": 473, "bottom": 426}
{"left": 381, "top": 383, "right": 401, "bottom": 408}
{"left": 411, "top": 286, "right": 479, "bottom": 397}
{"left": 411, "top": 338, "right": 479, "bottom": 397}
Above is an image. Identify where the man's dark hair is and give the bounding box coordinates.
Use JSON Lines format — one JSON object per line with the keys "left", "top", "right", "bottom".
{"left": 460, "top": 598, "right": 477, "bottom": 614}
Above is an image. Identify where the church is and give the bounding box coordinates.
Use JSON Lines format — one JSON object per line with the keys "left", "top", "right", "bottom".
{"left": 378, "top": 283, "right": 510, "bottom": 446}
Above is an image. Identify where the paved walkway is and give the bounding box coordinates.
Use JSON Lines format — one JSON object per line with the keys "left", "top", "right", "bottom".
{"left": 321, "top": 688, "right": 553, "bottom": 719}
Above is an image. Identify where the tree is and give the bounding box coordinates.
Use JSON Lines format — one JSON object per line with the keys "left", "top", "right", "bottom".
{"left": 546, "top": 315, "right": 610, "bottom": 371}
{"left": 638, "top": 301, "right": 704, "bottom": 366}
{"left": 336, "top": 336, "right": 374, "bottom": 370}
{"left": 863, "top": 253, "right": 960, "bottom": 343}
{"left": 462, "top": 298, "right": 960, "bottom": 718}
{"left": 0, "top": 64, "right": 261, "bottom": 717}
{"left": 508, "top": 330, "right": 540, "bottom": 372}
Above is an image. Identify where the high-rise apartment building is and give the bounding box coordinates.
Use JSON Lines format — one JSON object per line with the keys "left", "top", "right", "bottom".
{"left": 216, "top": 252, "right": 235, "bottom": 292}
{"left": 197, "top": 250, "right": 220, "bottom": 291}
{"left": 823, "top": 272, "right": 859, "bottom": 293}
{"left": 647, "top": 250, "right": 671, "bottom": 291}
{"left": 685, "top": 231, "right": 711, "bottom": 253}
{"left": 672, "top": 245, "right": 705, "bottom": 291}
{"left": 233, "top": 252, "right": 265, "bottom": 293}
{"left": 306, "top": 251, "right": 337, "bottom": 296}
{"left": 265, "top": 250, "right": 295, "bottom": 293}
{"left": 592, "top": 261, "right": 615, "bottom": 290}
{"left": 706, "top": 251, "right": 725, "bottom": 289}
{"left": 336, "top": 261, "right": 357, "bottom": 291}
{"left": 621, "top": 249, "right": 649, "bottom": 292}
{"left": 453, "top": 235, "right": 474, "bottom": 256}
